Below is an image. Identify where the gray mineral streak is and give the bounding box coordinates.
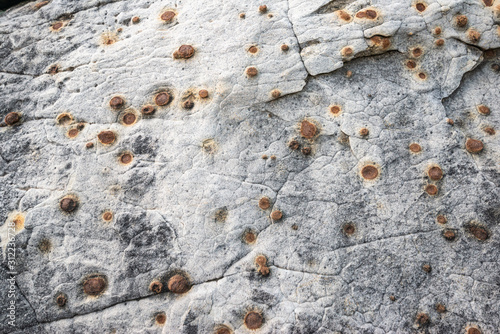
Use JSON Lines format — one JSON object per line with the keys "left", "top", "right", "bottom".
{"left": 0, "top": 0, "right": 499, "bottom": 333}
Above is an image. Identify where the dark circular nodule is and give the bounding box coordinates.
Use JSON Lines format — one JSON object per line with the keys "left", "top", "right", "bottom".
{"left": 455, "top": 15, "right": 468, "bottom": 27}
{"left": 199, "top": 89, "right": 209, "bottom": 98}
{"left": 132, "top": 16, "right": 140, "bottom": 24}
{"left": 281, "top": 44, "right": 289, "bottom": 51}
{"left": 289, "top": 140, "right": 300, "bottom": 150}
{"left": 422, "top": 264, "right": 431, "bottom": 273}
{"left": 141, "top": 105, "right": 156, "bottom": 115}
{"left": 109, "top": 96, "right": 124, "bottom": 109}
{"left": 343, "top": 223, "right": 356, "bottom": 236}
{"left": 149, "top": 281, "right": 163, "bottom": 294}
{"left": 406, "top": 60, "right": 417, "bottom": 69}
{"left": 155, "top": 92, "right": 171, "bottom": 106}
{"left": 428, "top": 166, "right": 443, "bottom": 180}
{"left": 174, "top": 45, "right": 195, "bottom": 59}
{"left": 301, "top": 147, "right": 312, "bottom": 155}
{"left": 122, "top": 113, "right": 136, "bottom": 125}
{"left": 425, "top": 184, "right": 438, "bottom": 196}
{"left": 416, "top": 3, "right": 426, "bottom": 11}
{"left": 246, "top": 67, "right": 258, "bottom": 77}
{"left": 155, "top": 312, "right": 167, "bottom": 325}
{"left": 244, "top": 311, "right": 263, "bottom": 330}
{"left": 56, "top": 293, "right": 67, "bottom": 307}
{"left": 216, "top": 326, "right": 232, "bottom": 334}
{"left": 161, "top": 11, "right": 176, "bottom": 22}
{"left": 120, "top": 153, "right": 133, "bottom": 164}
{"left": 465, "top": 138, "right": 484, "bottom": 153}
{"left": 98, "top": 131, "right": 116, "bottom": 145}
{"left": 300, "top": 120, "right": 317, "bottom": 139}
{"left": 60, "top": 197, "right": 78, "bottom": 213}
{"left": 83, "top": 276, "right": 107, "bottom": 296}
{"left": 443, "top": 229, "right": 456, "bottom": 241}
{"left": 467, "top": 225, "right": 489, "bottom": 241}
{"left": 361, "top": 165, "right": 378, "bottom": 180}
{"left": 102, "top": 211, "right": 113, "bottom": 221}
{"left": 183, "top": 100, "right": 194, "bottom": 109}
{"left": 259, "top": 197, "right": 270, "bottom": 210}
{"left": 168, "top": 274, "right": 190, "bottom": 294}
{"left": 5, "top": 112, "right": 20, "bottom": 126}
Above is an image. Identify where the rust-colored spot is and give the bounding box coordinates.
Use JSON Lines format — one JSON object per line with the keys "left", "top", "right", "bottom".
{"left": 36, "top": 239, "right": 51, "bottom": 254}
{"left": 455, "top": 15, "right": 468, "bottom": 27}
{"left": 434, "top": 27, "right": 442, "bottom": 35}
{"left": 12, "top": 214, "right": 24, "bottom": 232}
{"left": 214, "top": 208, "right": 228, "bottom": 222}
{"left": 86, "top": 142, "right": 94, "bottom": 149}
{"left": 468, "top": 29, "right": 481, "bottom": 43}
{"left": 467, "top": 224, "right": 489, "bottom": 241}
{"left": 67, "top": 128, "right": 79, "bottom": 138}
{"left": 199, "top": 89, "right": 209, "bottom": 99}
{"left": 301, "top": 147, "right": 312, "bottom": 155}
{"left": 244, "top": 311, "right": 263, "bottom": 330}
{"left": 56, "top": 113, "right": 72, "bottom": 125}
{"left": 101, "top": 32, "right": 118, "bottom": 45}
{"left": 435, "top": 39, "right": 445, "bottom": 46}
{"left": 288, "top": 140, "right": 300, "bottom": 150}
{"left": 483, "top": 0, "right": 493, "bottom": 5}
{"left": 4, "top": 112, "right": 20, "bottom": 126}
{"left": 443, "top": 229, "right": 456, "bottom": 241}
{"left": 416, "top": 313, "right": 429, "bottom": 326}
{"left": 425, "top": 184, "right": 438, "bottom": 196}
{"left": 492, "top": 64, "right": 500, "bottom": 72}
{"left": 447, "top": 118, "right": 454, "bottom": 125}
{"left": 122, "top": 112, "right": 136, "bottom": 125}
{"left": 468, "top": 327, "right": 482, "bottom": 334}
{"left": 182, "top": 100, "right": 194, "bottom": 109}
{"left": 361, "top": 165, "right": 378, "bottom": 180}
{"left": 141, "top": 105, "right": 156, "bottom": 115}
{"left": 149, "top": 280, "right": 163, "bottom": 294}
{"left": 409, "top": 143, "right": 422, "bottom": 153}
{"left": 155, "top": 92, "right": 171, "bottom": 106}
{"left": 155, "top": 312, "right": 166, "bottom": 325}
{"left": 259, "top": 197, "right": 270, "bottom": 210}
{"left": 281, "top": 44, "right": 289, "bottom": 51}
{"left": 356, "top": 11, "right": 366, "bottom": 18}
{"left": 239, "top": 13, "right": 246, "bottom": 19}
{"left": 270, "top": 210, "right": 282, "bottom": 221}
{"left": 412, "top": 47, "right": 423, "bottom": 57}
{"left": 428, "top": 166, "right": 443, "bottom": 181}
{"left": 52, "top": 22, "right": 63, "bottom": 30}
{"left": 56, "top": 293, "right": 67, "bottom": 307}
{"left": 291, "top": 224, "right": 298, "bottom": 230}
{"left": 477, "top": 105, "right": 490, "bottom": 115}
{"left": 271, "top": 90, "right": 281, "bottom": 99}
{"left": 437, "top": 215, "right": 447, "bottom": 224}
{"left": 248, "top": 46, "right": 258, "bottom": 54}
{"left": 416, "top": 3, "right": 426, "bottom": 12}
{"left": 109, "top": 96, "right": 124, "bottom": 109}
{"left": 120, "top": 153, "right": 133, "bottom": 165}
{"left": 338, "top": 10, "right": 351, "bottom": 21}
{"left": 98, "top": 131, "right": 116, "bottom": 145}
{"left": 465, "top": 138, "right": 483, "bottom": 153}
{"left": 60, "top": 197, "right": 78, "bottom": 213}
{"left": 102, "top": 211, "right": 113, "bottom": 222}
{"left": 366, "top": 9, "right": 377, "bottom": 19}
{"left": 215, "top": 326, "right": 232, "bottom": 334}
{"left": 346, "top": 70, "right": 353, "bottom": 78}
{"left": 436, "top": 303, "right": 446, "bottom": 313}
{"left": 48, "top": 64, "right": 59, "bottom": 74}
{"left": 262, "top": 154, "right": 268, "bottom": 160}
{"left": 330, "top": 105, "right": 341, "bottom": 115}
{"left": 359, "top": 128, "right": 369, "bottom": 136}
{"left": 246, "top": 67, "right": 258, "bottom": 77}
{"left": 259, "top": 5, "right": 267, "bottom": 13}
{"left": 270, "top": 155, "right": 277, "bottom": 160}
{"left": 244, "top": 230, "right": 257, "bottom": 244}
{"left": 422, "top": 264, "right": 431, "bottom": 273}
{"left": 173, "top": 45, "right": 195, "bottom": 59}
{"left": 300, "top": 120, "right": 317, "bottom": 139}
{"left": 255, "top": 255, "right": 270, "bottom": 276}
{"left": 83, "top": 275, "right": 107, "bottom": 296}
{"left": 343, "top": 223, "right": 356, "bottom": 236}
{"left": 35, "top": 1, "right": 49, "bottom": 9}
{"left": 389, "top": 295, "right": 396, "bottom": 301}
{"left": 167, "top": 274, "right": 190, "bottom": 294}
{"left": 406, "top": 60, "right": 417, "bottom": 69}
{"left": 132, "top": 16, "right": 140, "bottom": 24}
{"left": 202, "top": 139, "right": 217, "bottom": 154}
{"left": 161, "top": 11, "right": 176, "bottom": 22}
{"left": 341, "top": 46, "right": 353, "bottom": 57}
{"left": 484, "top": 127, "right": 495, "bottom": 135}
{"left": 418, "top": 72, "right": 427, "bottom": 80}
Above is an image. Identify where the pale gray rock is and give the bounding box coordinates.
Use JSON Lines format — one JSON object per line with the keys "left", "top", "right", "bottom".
{"left": 0, "top": 0, "right": 499, "bottom": 333}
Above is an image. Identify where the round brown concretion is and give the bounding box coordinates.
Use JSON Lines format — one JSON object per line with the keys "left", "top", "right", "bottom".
{"left": 98, "top": 131, "right": 116, "bottom": 145}
{"left": 302, "top": 147, "right": 312, "bottom": 155}
{"left": 437, "top": 215, "right": 447, "bottom": 224}
{"left": 132, "top": 16, "right": 140, "bottom": 24}
{"left": 416, "top": 313, "right": 429, "bottom": 325}
{"left": 102, "top": 211, "right": 113, "bottom": 221}
{"left": 244, "top": 231, "right": 257, "bottom": 244}
{"left": 120, "top": 153, "right": 133, "bottom": 164}
{"left": 343, "top": 223, "right": 355, "bottom": 236}
{"left": 425, "top": 184, "right": 438, "bottom": 196}
{"left": 281, "top": 44, "right": 289, "bottom": 51}
{"left": 244, "top": 311, "right": 263, "bottom": 330}
{"left": 174, "top": 45, "right": 195, "bottom": 59}
{"left": 122, "top": 113, "right": 136, "bottom": 125}
{"left": 359, "top": 128, "right": 369, "bottom": 136}
{"left": 436, "top": 303, "right": 446, "bottom": 313}
{"left": 67, "top": 128, "right": 79, "bottom": 138}
{"left": 412, "top": 48, "right": 422, "bottom": 57}
{"left": 141, "top": 105, "right": 156, "bottom": 114}
{"left": 5, "top": 112, "right": 20, "bottom": 126}
{"left": 270, "top": 210, "right": 282, "bottom": 220}
{"left": 428, "top": 166, "right": 443, "bottom": 180}
{"left": 255, "top": 255, "right": 267, "bottom": 267}
{"left": 167, "top": 274, "right": 190, "bottom": 294}
{"left": 465, "top": 139, "right": 483, "bottom": 153}
{"left": 300, "top": 120, "right": 317, "bottom": 139}
{"left": 161, "top": 11, "right": 175, "bottom": 22}
{"left": 155, "top": 312, "right": 166, "bottom": 325}
{"left": 361, "top": 165, "right": 378, "bottom": 180}
{"left": 468, "top": 225, "right": 489, "bottom": 241}
{"left": 409, "top": 143, "right": 421, "bottom": 153}
{"left": 365, "top": 9, "right": 377, "bottom": 19}
{"left": 248, "top": 46, "right": 258, "bottom": 54}
{"left": 416, "top": 3, "right": 426, "bottom": 11}
{"left": 418, "top": 72, "right": 427, "bottom": 79}
{"left": 199, "top": 89, "right": 209, "bottom": 98}
{"left": 52, "top": 22, "right": 63, "bottom": 30}
{"left": 60, "top": 197, "right": 78, "bottom": 213}
{"left": 443, "top": 229, "right": 456, "bottom": 241}
{"left": 246, "top": 67, "right": 258, "bottom": 77}
{"left": 289, "top": 140, "right": 300, "bottom": 150}
{"left": 149, "top": 280, "right": 163, "bottom": 294}
{"left": 83, "top": 276, "right": 107, "bottom": 296}
{"left": 455, "top": 15, "right": 468, "bottom": 27}
{"left": 271, "top": 90, "right": 281, "bottom": 98}
{"left": 406, "top": 60, "right": 417, "bottom": 69}
{"left": 155, "top": 92, "right": 171, "bottom": 106}
{"left": 468, "top": 328, "right": 481, "bottom": 334}
{"left": 216, "top": 326, "right": 231, "bottom": 334}
{"left": 330, "top": 106, "right": 341, "bottom": 115}
{"left": 422, "top": 264, "right": 431, "bottom": 273}
{"left": 477, "top": 105, "right": 490, "bottom": 115}
{"left": 56, "top": 294, "right": 67, "bottom": 307}
{"left": 259, "top": 197, "right": 270, "bottom": 210}
{"left": 259, "top": 5, "right": 267, "bottom": 13}
{"left": 109, "top": 96, "right": 124, "bottom": 109}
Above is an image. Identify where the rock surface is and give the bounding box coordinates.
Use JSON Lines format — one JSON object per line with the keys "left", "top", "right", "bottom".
{"left": 0, "top": 0, "right": 499, "bottom": 333}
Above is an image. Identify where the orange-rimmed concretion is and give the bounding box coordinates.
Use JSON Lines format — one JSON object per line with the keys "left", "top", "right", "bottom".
{"left": 98, "top": 131, "right": 116, "bottom": 145}
{"left": 361, "top": 165, "right": 378, "bottom": 180}
{"left": 244, "top": 311, "right": 263, "bottom": 330}
{"left": 465, "top": 138, "right": 483, "bottom": 153}
{"left": 83, "top": 275, "right": 107, "bottom": 296}
{"left": 167, "top": 274, "right": 190, "bottom": 294}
